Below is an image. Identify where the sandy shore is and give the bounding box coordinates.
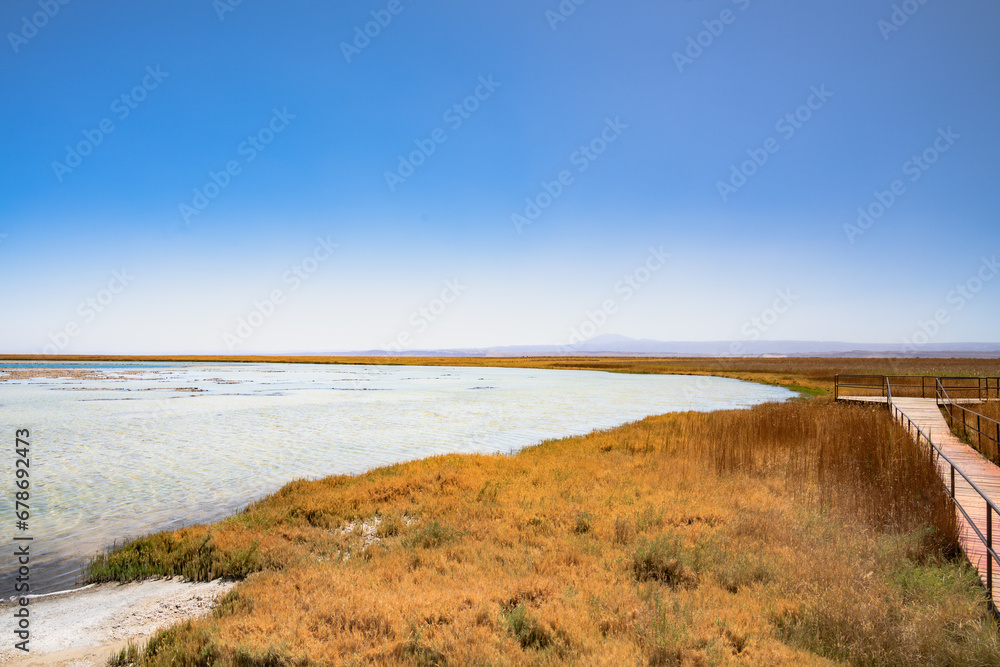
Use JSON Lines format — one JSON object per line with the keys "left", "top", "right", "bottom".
{"left": 0, "top": 578, "right": 235, "bottom": 666}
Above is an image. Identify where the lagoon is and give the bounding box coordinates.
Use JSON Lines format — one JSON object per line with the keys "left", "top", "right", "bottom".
{"left": 0, "top": 363, "right": 794, "bottom": 594}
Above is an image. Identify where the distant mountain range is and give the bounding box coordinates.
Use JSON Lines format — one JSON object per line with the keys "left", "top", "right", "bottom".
{"left": 348, "top": 334, "right": 1000, "bottom": 358}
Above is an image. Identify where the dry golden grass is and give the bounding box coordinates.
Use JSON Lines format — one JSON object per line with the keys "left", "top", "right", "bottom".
{"left": 96, "top": 394, "right": 1000, "bottom": 666}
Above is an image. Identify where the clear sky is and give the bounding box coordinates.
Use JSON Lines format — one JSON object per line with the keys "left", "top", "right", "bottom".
{"left": 1, "top": 0, "right": 997, "bottom": 354}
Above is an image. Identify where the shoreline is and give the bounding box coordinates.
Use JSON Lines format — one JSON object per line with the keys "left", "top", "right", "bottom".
{"left": 0, "top": 578, "right": 234, "bottom": 666}
{"left": 4, "top": 361, "right": 794, "bottom": 597}
{"left": 0, "top": 359, "right": 996, "bottom": 665}
{"left": 80, "top": 386, "right": 1000, "bottom": 664}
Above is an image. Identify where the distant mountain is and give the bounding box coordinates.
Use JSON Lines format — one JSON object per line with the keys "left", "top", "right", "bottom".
{"left": 346, "top": 335, "right": 1000, "bottom": 358}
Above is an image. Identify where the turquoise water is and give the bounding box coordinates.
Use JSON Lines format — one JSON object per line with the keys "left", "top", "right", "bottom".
{"left": 0, "top": 363, "right": 794, "bottom": 594}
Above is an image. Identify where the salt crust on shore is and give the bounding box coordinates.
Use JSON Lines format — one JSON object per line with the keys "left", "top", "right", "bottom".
{"left": 0, "top": 578, "right": 234, "bottom": 666}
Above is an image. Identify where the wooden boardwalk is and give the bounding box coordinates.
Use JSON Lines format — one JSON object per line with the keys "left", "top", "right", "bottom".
{"left": 840, "top": 394, "right": 1000, "bottom": 608}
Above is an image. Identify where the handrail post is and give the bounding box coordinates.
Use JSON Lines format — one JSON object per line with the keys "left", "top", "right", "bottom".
{"left": 951, "top": 466, "right": 955, "bottom": 498}
{"left": 989, "top": 505, "right": 993, "bottom": 602}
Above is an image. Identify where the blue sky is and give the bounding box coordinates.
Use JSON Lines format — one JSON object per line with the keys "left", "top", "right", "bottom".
{"left": 1, "top": 0, "right": 997, "bottom": 354}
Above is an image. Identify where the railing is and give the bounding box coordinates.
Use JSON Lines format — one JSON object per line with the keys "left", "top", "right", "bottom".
{"left": 835, "top": 374, "right": 945, "bottom": 401}
{"left": 937, "top": 379, "right": 1000, "bottom": 464}
{"left": 835, "top": 375, "right": 1000, "bottom": 402}
{"left": 834, "top": 374, "right": 890, "bottom": 401}
{"left": 887, "top": 375, "right": 939, "bottom": 398}
{"left": 886, "top": 388, "right": 1000, "bottom": 612}
{"left": 936, "top": 376, "right": 1000, "bottom": 402}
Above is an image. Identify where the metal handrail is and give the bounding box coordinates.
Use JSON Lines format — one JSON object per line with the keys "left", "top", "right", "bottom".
{"left": 886, "top": 388, "right": 1000, "bottom": 608}
{"left": 835, "top": 375, "right": 1000, "bottom": 402}
{"left": 834, "top": 374, "right": 892, "bottom": 401}
{"left": 936, "top": 379, "right": 1000, "bottom": 464}
{"left": 937, "top": 377, "right": 1000, "bottom": 401}
{"left": 835, "top": 375, "right": 925, "bottom": 400}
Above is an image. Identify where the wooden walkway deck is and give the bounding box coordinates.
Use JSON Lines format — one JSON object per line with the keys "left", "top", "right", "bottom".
{"left": 840, "top": 394, "right": 1000, "bottom": 608}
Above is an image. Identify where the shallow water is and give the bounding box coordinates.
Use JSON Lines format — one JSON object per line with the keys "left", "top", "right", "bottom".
{"left": 0, "top": 363, "right": 794, "bottom": 594}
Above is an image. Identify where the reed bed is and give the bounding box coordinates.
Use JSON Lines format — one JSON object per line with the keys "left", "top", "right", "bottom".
{"left": 95, "top": 397, "right": 999, "bottom": 666}
{"left": 942, "top": 398, "right": 1000, "bottom": 464}
{"left": 965, "top": 400, "right": 1000, "bottom": 423}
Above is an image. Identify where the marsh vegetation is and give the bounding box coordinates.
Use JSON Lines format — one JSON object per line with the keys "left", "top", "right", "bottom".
{"left": 90, "top": 356, "right": 1000, "bottom": 665}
